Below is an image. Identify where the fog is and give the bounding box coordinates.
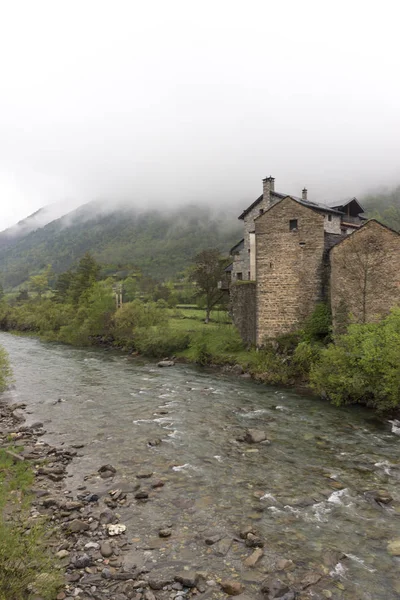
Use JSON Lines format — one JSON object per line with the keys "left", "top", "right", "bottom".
{"left": 1, "top": 0, "right": 400, "bottom": 230}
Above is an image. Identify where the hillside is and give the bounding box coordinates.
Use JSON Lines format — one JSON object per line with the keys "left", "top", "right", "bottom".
{"left": 362, "top": 185, "right": 400, "bottom": 231}
{"left": 0, "top": 201, "right": 242, "bottom": 289}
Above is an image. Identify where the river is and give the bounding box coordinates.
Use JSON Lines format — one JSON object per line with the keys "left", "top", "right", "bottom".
{"left": 1, "top": 332, "right": 399, "bottom": 599}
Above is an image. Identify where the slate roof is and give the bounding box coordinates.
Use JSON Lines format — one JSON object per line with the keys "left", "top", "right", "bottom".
{"left": 230, "top": 238, "right": 244, "bottom": 254}
{"left": 239, "top": 191, "right": 343, "bottom": 220}
{"left": 325, "top": 197, "right": 365, "bottom": 212}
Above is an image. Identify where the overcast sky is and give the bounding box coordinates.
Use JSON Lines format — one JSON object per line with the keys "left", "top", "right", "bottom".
{"left": 1, "top": 0, "right": 400, "bottom": 230}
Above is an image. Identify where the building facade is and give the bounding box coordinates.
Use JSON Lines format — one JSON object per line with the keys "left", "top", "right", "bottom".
{"left": 229, "top": 177, "right": 400, "bottom": 344}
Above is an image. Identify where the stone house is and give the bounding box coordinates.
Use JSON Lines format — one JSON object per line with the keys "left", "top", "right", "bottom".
{"left": 229, "top": 177, "right": 400, "bottom": 345}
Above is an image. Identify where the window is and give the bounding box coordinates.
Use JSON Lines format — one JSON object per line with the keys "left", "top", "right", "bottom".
{"left": 259, "top": 208, "right": 264, "bottom": 215}
{"left": 289, "top": 219, "right": 298, "bottom": 231}
{"left": 248, "top": 272, "right": 251, "bottom": 279}
{"left": 236, "top": 272, "right": 243, "bottom": 280}
{"left": 328, "top": 214, "right": 332, "bottom": 222}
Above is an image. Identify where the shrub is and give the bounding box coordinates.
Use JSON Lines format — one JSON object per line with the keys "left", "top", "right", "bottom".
{"left": 113, "top": 300, "right": 167, "bottom": 346}
{"left": 185, "top": 326, "right": 245, "bottom": 365}
{"left": 134, "top": 326, "right": 190, "bottom": 357}
{"left": 302, "top": 303, "right": 332, "bottom": 343}
{"left": 310, "top": 308, "right": 400, "bottom": 412}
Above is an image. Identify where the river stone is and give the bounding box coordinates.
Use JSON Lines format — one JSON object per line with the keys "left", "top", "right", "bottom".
{"left": 220, "top": 580, "right": 244, "bottom": 595}
{"left": 61, "top": 501, "right": 84, "bottom": 511}
{"left": 301, "top": 571, "right": 322, "bottom": 588}
{"left": 261, "top": 578, "right": 290, "bottom": 598}
{"left": 205, "top": 534, "right": 221, "bottom": 545}
{"left": 157, "top": 360, "right": 175, "bottom": 367}
{"left": 373, "top": 490, "right": 393, "bottom": 504}
{"left": 107, "top": 523, "right": 126, "bottom": 536}
{"left": 213, "top": 537, "right": 232, "bottom": 556}
{"left": 243, "top": 547, "right": 263, "bottom": 567}
{"left": 387, "top": 539, "right": 400, "bottom": 555}
{"left": 99, "top": 509, "right": 116, "bottom": 524}
{"left": 159, "top": 528, "right": 172, "bottom": 537}
{"left": 135, "top": 491, "right": 149, "bottom": 500}
{"left": 245, "top": 429, "right": 267, "bottom": 444}
{"left": 148, "top": 571, "right": 174, "bottom": 589}
{"left": 100, "top": 541, "right": 113, "bottom": 558}
{"left": 245, "top": 532, "right": 264, "bottom": 548}
{"left": 68, "top": 519, "right": 89, "bottom": 533}
{"left": 56, "top": 549, "right": 70, "bottom": 559}
{"left": 175, "top": 571, "right": 198, "bottom": 587}
{"left": 74, "top": 553, "right": 92, "bottom": 568}
{"left": 137, "top": 470, "right": 153, "bottom": 478}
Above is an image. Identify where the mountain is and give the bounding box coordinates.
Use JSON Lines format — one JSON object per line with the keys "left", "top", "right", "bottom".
{"left": 0, "top": 201, "right": 242, "bottom": 289}
{"left": 0, "top": 201, "right": 84, "bottom": 249}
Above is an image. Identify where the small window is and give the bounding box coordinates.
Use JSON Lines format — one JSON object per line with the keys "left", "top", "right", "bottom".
{"left": 259, "top": 208, "right": 264, "bottom": 215}
{"left": 237, "top": 272, "right": 243, "bottom": 280}
{"left": 248, "top": 272, "right": 251, "bottom": 279}
{"left": 328, "top": 214, "right": 332, "bottom": 222}
{"left": 289, "top": 219, "right": 298, "bottom": 231}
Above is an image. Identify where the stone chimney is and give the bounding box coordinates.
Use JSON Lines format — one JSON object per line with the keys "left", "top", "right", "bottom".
{"left": 262, "top": 176, "right": 275, "bottom": 208}
{"left": 302, "top": 188, "right": 308, "bottom": 200}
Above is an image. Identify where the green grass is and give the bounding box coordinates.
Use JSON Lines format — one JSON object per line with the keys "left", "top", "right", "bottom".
{"left": 167, "top": 308, "right": 231, "bottom": 323}
{"left": 0, "top": 449, "right": 63, "bottom": 600}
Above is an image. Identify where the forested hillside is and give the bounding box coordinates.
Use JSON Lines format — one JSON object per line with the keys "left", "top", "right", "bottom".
{"left": 0, "top": 202, "right": 242, "bottom": 289}
{"left": 362, "top": 185, "right": 400, "bottom": 230}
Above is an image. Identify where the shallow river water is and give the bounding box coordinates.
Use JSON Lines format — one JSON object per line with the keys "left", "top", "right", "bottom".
{"left": 1, "top": 332, "right": 400, "bottom": 599}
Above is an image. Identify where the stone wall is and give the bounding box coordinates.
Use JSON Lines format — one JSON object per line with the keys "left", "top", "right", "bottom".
{"left": 255, "top": 197, "right": 326, "bottom": 343}
{"left": 323, "top": 213, "right": 342, "bottom": 234}
{"left": 330, "top": 220, "right": 400, "bottom": 331}
{"left": 230, "top": 282, "right": 257, "bottom": 345}
{"left": 231, "top": 251, "right": 248, "bottom": 281}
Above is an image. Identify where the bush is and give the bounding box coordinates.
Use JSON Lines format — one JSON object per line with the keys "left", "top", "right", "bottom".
{"left": 310, "top": 308, "right": 400, "bottom": 412}
{"left": 113, "top": 300, "right": 167, "bottom": 346}
{"left": 185, "top": 326, "right": 245, "bottom": 365}
{"left": 134, "top": 326, "right": 190, "bottom": 357}
{"left": 302, "top": 303, "right": 332, "bottom": 343}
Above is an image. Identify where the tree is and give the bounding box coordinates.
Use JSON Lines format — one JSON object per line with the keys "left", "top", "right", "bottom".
{"left": 53, "top": 270, "right": 75, "bottom": 303}
{"left": 332, "top": 229, "right": 396, "bottom": 325}
{"left": 190, "top": 249, "right": 227, "bottom": 323}
{"left": 69, "top": 253, "right": 100, "bottom": 305}
{"left": 28, "top": 265, "right": 52, "bottom": 298}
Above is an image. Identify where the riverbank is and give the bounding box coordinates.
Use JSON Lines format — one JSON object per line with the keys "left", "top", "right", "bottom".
{"left": 1, "top": 332, "right": 400, "bottom": 599}
{"left": 2, "top": 295, "right": 400, "bottom": 415}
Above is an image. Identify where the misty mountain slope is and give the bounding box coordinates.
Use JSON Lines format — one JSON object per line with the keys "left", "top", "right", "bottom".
{"left": 0, "top": 203, "right": 242, "bottom": 288}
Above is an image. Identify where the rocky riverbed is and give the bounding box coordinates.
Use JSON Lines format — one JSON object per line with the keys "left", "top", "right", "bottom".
{"left": 1, "top": 332, "right": 400, "bottom": 599}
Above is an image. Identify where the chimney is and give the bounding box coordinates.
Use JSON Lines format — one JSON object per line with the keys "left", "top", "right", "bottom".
{"left": 302, "top": 188, "right": 308, "bottom": 200}
{"left": 262, "top": 176, "right": 275, "bottom": 208}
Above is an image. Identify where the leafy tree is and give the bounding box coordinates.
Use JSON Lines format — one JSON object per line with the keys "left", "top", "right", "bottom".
{"left": 53, "top": 270, "right": 75, "bottom": 303}
{"left": 190, "top": 249, "right": 227, "bottom": 323}
{"left": 69, "top": 253, "right": 100, "bottom": 305}
{"left": 28, "top": 265, "right": 52, "bottom": 298}
{"left": 122, "top": 276, "right": 139, "bottom": 302}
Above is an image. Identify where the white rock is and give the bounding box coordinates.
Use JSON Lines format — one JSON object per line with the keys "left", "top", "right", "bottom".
{"left": 107, "top": 523, "right": 126, "bottom": 536}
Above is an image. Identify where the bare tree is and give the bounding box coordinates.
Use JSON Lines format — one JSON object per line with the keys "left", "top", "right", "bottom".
{"left": 334, "top": 231, "right": 395, "bottom": 324}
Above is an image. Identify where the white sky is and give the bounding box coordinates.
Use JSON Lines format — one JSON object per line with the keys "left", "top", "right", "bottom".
{"left": 1, "top": 0, "right": 400, "bottom": 229}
